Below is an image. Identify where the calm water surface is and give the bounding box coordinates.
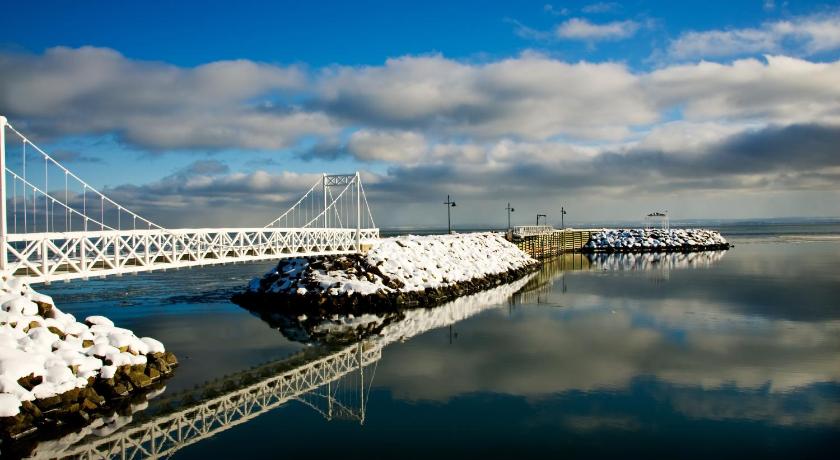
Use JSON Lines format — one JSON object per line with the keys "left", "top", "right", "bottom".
{"left": 26, "top": 224, "right": 840, "bottom": 459}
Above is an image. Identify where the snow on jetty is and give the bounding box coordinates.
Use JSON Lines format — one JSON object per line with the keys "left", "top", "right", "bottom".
{"left": 0, "top": 275, "right": 177, "bottom": 440}
{"left": 236, "top": 232, "right": 538, "bottom": 311}
{"left": 584, "top": 228, "right": 729, "bottom": 252}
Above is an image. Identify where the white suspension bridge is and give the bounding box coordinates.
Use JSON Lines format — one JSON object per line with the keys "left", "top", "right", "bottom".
{"left": 0, "top": 116, "right": 379, "bottom": 284}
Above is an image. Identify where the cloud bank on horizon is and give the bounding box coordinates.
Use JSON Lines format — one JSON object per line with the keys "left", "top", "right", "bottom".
{"left": 1, "top": 1, "right": 839, "bottom": 228}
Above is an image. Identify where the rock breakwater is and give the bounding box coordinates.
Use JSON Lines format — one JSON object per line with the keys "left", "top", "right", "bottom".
{"left": 234, "top": 232, "right": 538, "bottom": 314}
{"left": 584, "top": 228, "right": 729, "bottom": 252}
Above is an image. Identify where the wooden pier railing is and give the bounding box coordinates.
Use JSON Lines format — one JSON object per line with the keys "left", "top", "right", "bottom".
{"left": 508, "top": 228, "right": 596, "bottom": 259}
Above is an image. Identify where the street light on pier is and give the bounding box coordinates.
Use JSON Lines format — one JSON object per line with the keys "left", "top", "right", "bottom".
{"left": 444, "top": 195, "right": 456, "bottom": 234}
{"left": 536, "top": 213, "right": 547, "bottom": 226}
{"left": 505, "top": 202, "right": 515, "bottom": 230}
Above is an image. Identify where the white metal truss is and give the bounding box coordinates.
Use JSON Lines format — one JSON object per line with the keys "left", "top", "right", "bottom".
{"left": 324, "top": 174, "right": 356, "bottom": 186}
{"left": 0, "top": 117, "right": 379, "bottom": 284}
{"left": 30, "top": 343, "right": 381, "bottom": 460}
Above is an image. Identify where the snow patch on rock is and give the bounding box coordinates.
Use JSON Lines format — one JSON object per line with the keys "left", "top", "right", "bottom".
{"left": 0, "top": 274, "right": 167, "bottom": 418}
{"left": 586, "top": 228, "right": 728, "bottom": 251}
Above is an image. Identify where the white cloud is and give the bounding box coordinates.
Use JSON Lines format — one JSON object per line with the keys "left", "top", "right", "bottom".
{"left": 667, "top": 12, "right": 840, "bottom": 59}
{"left": 105, "top": 168, "right": 325, "bottom": 227}
{"left": 10, "top": 47, "right": 840, "bottom": 156}
{"left": 555, "top": 18, "right": 640, "bottom": 41}
{"left": 543, "top": 4, "right": 569, "bottom": 16}
{"left": 581, "top": 2, "right": 620, "bottom": 14}
{"left": 347, "top": 129, "right": 427, "bottom": 163}
{"left": 318, "top": 54, "right": 657, "bottom": 141}
{"left": 631, "top": 121, "right": 754, "bottom": 155}
{"left": 126, "top": 110, "right": 336, "bottom": 151}
{"left": 647, "top": 55, "right": 840, "bottom": 124}
{"left": 508, "top": 18, "right": 553, "bottom": 41}
{"left": 668, "top": 28, "right": 777, "bottom": 60}
{"left": 0, "top": 46, "right": 335, "bottom": 150}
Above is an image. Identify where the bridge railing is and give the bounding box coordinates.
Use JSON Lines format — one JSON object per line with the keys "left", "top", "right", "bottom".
{"left": 512, "top": 225, "right": 555, "bottom": 237}
{"left": 5, "top": 227, "right": 380, "bottom": 284}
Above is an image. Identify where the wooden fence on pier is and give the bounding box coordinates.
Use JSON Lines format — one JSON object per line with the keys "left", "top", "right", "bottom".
{"left": 508, "top": 228, "right": 596, "bottom": 259}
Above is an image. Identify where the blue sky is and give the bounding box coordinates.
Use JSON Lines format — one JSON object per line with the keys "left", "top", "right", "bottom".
{"left": 6, "top": 1, "right": 836, "bottom": 67}
{"left": 2, "top": 1, "right": 840, "bottom": 228}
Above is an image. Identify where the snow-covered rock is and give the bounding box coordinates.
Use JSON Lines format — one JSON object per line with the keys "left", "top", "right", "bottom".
{"left": 585, "top": 228, "right": 729, "bottom": 252}
{"left": 0, "top": 273, "right": 173, "bottom": 422}
{"left": 242, "top": 233, "right": 538, "bottom": 307}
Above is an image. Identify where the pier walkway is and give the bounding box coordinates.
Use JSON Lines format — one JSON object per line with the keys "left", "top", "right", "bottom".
{"left": 509, "top": 226, "right": 596, "bottom": 258}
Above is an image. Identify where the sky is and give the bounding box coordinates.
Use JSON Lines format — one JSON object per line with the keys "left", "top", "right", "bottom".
{"left": 1, "top": 0, "right": 840, "bottom": 229}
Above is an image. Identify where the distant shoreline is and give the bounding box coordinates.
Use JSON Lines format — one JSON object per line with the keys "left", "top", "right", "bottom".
{"left": 380, "top": 218, "right": 840, "bottom": 237}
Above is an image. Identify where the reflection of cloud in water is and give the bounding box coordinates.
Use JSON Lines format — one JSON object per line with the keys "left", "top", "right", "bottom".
{"left": 561, "top": 414, "right": 641, "bottom": 432}
{"left": 669, "top": 389, "right": 840, "bottom": 427}
{"left": 562, "top": 244, "right": 840, "bottom": 323}
{"left": 587, "top": 250, "right": 728, "bottom": 271}
{"left": 244, "top": 250, "right": 840, "bottom": 426}
{"left": 373, "top": 302, "right": 840, "bottom": 425}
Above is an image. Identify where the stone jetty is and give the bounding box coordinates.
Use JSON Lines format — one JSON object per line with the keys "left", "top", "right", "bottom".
{"left": 583, "top": 228, "right": 729, "bottom": 252}
{"left": 234, "top": 232, "right": 539, "bottom": 314}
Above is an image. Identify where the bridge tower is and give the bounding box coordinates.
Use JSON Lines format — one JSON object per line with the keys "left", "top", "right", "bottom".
{"left": 0, "top": 116, "right": 7, "bottom": 271}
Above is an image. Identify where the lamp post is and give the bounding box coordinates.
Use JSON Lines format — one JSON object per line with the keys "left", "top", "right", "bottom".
{"left": 505, "top": 202, "right": 515, "bottom": 230}
{"left": 536, "top": 213, "right": 547, "bottom": 226}
{"left": 561, "top": 206, "right": 567, "bottom": 229}
{"left": 443, "top": 195, "right": 456, "bottom": 234}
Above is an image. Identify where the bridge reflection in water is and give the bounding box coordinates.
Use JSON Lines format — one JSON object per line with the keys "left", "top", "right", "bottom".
{"left": 21, "top": 250, "right": 728, "bottom": 459}
{"left": 24, "top": 343, "right": 380, "bottom": 460}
